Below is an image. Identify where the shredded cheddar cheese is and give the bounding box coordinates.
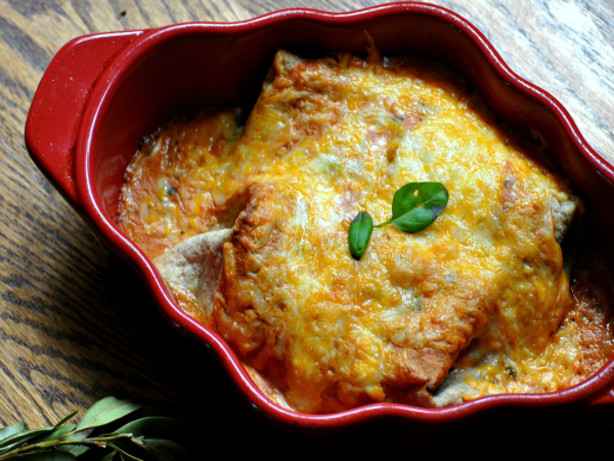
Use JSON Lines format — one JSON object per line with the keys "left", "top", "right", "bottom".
{"left": 119, "top": 50, "right": 614, "bottom": 413}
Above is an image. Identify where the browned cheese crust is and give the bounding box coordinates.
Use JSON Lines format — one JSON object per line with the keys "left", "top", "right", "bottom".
{"left": 119, "top": 49, "right": 614, "bottom": 413}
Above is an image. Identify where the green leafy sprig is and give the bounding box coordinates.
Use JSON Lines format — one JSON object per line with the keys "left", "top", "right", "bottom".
{"left": 0, "top": 397, "right": 190, "bottom": 461}
{"left": 349, "top": 181, "right": 449, "bottom": 260}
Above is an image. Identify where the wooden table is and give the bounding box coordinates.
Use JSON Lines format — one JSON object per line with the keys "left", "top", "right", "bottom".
{"left": 1, "top": 0, "right": 613, "bottom": 458}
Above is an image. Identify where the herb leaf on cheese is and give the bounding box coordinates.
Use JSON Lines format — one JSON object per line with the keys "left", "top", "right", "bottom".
{"left": 378, "top": 182, "right": 449, "bottom": 232}
{"left": 349, "top": 182, "right": 448, "bottom": 260}
{"left": 349, "top": 211, "right": 374, "bottom": 260}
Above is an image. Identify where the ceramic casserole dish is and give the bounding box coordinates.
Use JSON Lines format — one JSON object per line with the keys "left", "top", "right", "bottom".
{"left": 25, "top": 2, "right": 614, "bottom": 428}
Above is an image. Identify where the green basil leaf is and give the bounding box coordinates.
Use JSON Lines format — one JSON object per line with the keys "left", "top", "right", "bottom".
{"left": 113, "top": 416, "right": 189, "bottom": 441}
{"left": 0, "top": 427, "right": 55, "bottom": 451}
{"left": 348, "top": 211, "right": 373, "bottom": 260}
{"left": 143, "top": 438, "right": 188, "bottom": 461}
{"left": 35, "top": 423, "right": 76, "bottom": 444}
{"left": 53, "top": 412, "right": 77, "bottom": 430}
{"left": 0, "top": 422, "right": 27, "bottom": 444}
{"left": 63, "top": 435, "right": 90, "bottom": 457}
{"left": 61, "top": 429, "right": 89, "bottom": 456}
{"left": 100, "top": 451, "right": 118, "bottom": 461}
{"left": 386, "top": 182, "right": 448, "bottom": 233}
{"left": 76, "top": 397, "right": 141, "bottom": 431}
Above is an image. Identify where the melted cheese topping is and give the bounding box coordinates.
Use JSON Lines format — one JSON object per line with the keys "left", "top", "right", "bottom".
{"left": 119, "top": 50, "right": 614, "bottom": 412}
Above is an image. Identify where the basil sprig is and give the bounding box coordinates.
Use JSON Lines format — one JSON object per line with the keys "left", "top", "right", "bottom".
{"left": 0, "top": 397, "right": 194, "bottom": 460}
{"left": 348, "top": 181, "right": 448, "bottom": 260}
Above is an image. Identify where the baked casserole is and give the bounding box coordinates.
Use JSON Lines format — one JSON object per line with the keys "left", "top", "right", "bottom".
{"left": 118, "top": 49, "right": 614, "bottom": 413}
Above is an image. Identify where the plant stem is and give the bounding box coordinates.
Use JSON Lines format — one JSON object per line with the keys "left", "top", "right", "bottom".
{"left": 373, "top": 220, "right": 390, "bottom": 228}
{"left": 0, "top": 433, "right": 136, "bottom": 460}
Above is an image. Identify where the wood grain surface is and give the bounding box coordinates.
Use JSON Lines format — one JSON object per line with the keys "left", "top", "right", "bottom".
{"left": 1, "top": 0, "right": 613, "bottom": 459}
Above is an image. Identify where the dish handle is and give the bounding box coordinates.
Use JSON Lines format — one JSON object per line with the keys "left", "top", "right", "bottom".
{"left": 25, "top": 30, "right": 142, "bottom": 208}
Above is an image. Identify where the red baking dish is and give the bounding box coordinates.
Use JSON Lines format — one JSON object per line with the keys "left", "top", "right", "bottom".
{"left": 25, "top": 2, "right": 614, "bottom": 428}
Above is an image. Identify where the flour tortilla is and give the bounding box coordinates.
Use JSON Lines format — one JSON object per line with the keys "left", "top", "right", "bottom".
{"left": 154, "top": 227, "right": 294, "bottom": 408}
{"left": 154, "top": 228, "right": 232, "bottom": 318}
